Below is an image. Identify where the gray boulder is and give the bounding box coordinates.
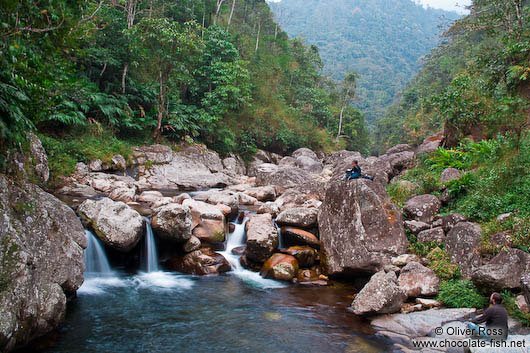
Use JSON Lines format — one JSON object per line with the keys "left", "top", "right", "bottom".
{"left": 295, "top": 155, "right": 323, "bottom": 174}
{"left": 445, "top": 222, "right": 482, "bottom": 280}
{"left": 522, "top": 274, "right": 530, "bottom": 307}
{"left": 398, "top": 262, "right": 439, "bottom": 297}
{"left": 380, "top": 151, "right": 416, "bottom": 175}
{"left": 110, "top": 154, "right": 127, "bottom": 171}
{"left": 278, "top": 156, "right": 297, "bottom": 167}
{"left": 472, "top": 249, "right": 530, "bottom": 291}
{"left": 439, "top": 213, "right": 468, "bottom": 233}
{"left": 244, "top": 214, "right": 279, "bottom": 263}
{"left": 318, "top": 179, "right": 408, "bottom": 276}
{"left": 276, "top": 207, "right": 318, "bottom": 228}
{"left": 404, "top": 220, "right": 430, "bottom": 234}
{"left": 151, "top": 203, "right": 193, "bottom": 243}
{"left": 0, "top": 176, "right": 86, "bottom": 352}
{"left": 403, "top": 194, "right": 441, "bottom": 224}
{"left": 417, "top": 227, "right": 445, "bottom": 243}
{"left": 28, "top": 133, "right": 49, "bottom": 183}
{"left": 292, "top": 148, "right": 318, "bottom": 160}
{"left": 440, "top": 168, "right": 462, "bottom": 184}
{"left": 352, "top": 271, "right": 407, "bottom": 315}
{"left": 245, "top": 186, "right": 277, "bottom": 201}
{"left": 222, "top": 154, "right": 246, "bottom": 176}
{"left": 416, "top": 132, "right": 444, "bottom": 155}
{"left": 385, "top": 144, "right": 413, "bottom": 155}
{"left": 255, "top": 166, "right": 313, "bottom": 191}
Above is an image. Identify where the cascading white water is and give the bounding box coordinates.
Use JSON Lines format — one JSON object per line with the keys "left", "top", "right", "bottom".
{"left": 142, "top": 217, "right": 159, "bottom": 272}
{"left": 84, "top": 229, "right": 112, "bottom": 274}
{"left": 274, "top": 221, "right": 285, "bottom": 250}
{"left": 220, "top": 216, "right": 285, "bottom": 289}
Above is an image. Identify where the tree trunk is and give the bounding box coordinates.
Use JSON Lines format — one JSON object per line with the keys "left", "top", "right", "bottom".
{"left": 121, "top": 63, "right": 128, "bottom": 94}
{"left": 227, "top": 0, "right": 236, "bottom": 29}
{"left": 274, "top": 23, "right": 278, "bottom": 39}
{"left": 336, "top": 105, "right": 345, "bottom": 142}
{"left": 153, "top": 70, "right": 165, "bottom": 141}
{"left": 214, "top": 0, "right": 225, "bottom": 25}
{"left": 255, "top": 21, "right": 261, "bottom": 53}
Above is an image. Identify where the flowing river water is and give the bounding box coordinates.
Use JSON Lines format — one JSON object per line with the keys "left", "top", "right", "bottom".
{"left": 35, "top": 215, "right": 397, "bottom": 353}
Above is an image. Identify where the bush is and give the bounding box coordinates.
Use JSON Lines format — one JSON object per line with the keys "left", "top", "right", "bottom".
{"left": 427, "top": 247, "right": 461, "bottom": 280}
{"left": 437, "top": 280, "right": 488, "bottom": 308}
{"left": 501, "top": 290, "right": 530, "bottom": 327}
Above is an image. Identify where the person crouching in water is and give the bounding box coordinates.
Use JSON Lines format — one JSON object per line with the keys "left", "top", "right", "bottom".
{"left": 466, "top": 292, "right": 508, "bottom": 342}
{"left": 343, "top": 160, "right": 374, "bottom": 181}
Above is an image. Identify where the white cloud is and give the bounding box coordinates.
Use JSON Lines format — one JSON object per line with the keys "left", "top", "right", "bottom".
{"left": 415, "top": 0, "right": 471, "bottom": 14}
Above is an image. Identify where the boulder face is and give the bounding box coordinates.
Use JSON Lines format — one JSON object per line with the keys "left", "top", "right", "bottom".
{"left": 151, "top": 203, "right": 193, "bottom": 243}
{"left": 78, "top": 198, "right": 144, "bottom": 252}
{"left": 255, "top": 166, "right": 313, "bottom": 190}
{"left": 445, "top": 222, "right": 482, "bottom": 280}
{"left": 281, "top": 227, "right": 320, "bottom": 249}
{"left": 439, "top": 168, "right": 462, "bottom": 184}
{"left": 244, "top": 214, "right": 279, "bottom": 263}
{"left": 318, "top": 179, "right": 408, "bottom": 276}
{"left": 0, "top": 176, "right": 86, "bottom": 352}
{"left": 417, "top": 227, "right": 445, "bottom": 243}
{"left": 276, "top": 208, "right": 318, "bottom": 228}
{"left": 166, "top": 248, "right": 231, "bottom": 275}
{"left": 472, "top": 249, "right": 530, "bottom": 291}
{"left": 351, "top": 271, "right": 407, "bottom": 315}
{"left": 403, "top": 194, "right": 441, "bottom": 224}
{"left": 522, "top": 274, "right": 530, "bottom": 306}
{"left": 28, "top": 133, "right": 50, "bottom": 183}
{"left": 398, "top": 262, "right": 439, "bottom": 297}
{"left": 260, "top": 253, "right": 299, "bottom": 281}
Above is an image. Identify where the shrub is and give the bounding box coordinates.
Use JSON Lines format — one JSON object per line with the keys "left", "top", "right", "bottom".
{"left": 501, "top": 290, "right": 530, "bottom": 327}
{"left": 436, "top": 280, "right": 488, "bottom": 308}
{"left": 427, "top": 247, "right": 461, "bottom": 280}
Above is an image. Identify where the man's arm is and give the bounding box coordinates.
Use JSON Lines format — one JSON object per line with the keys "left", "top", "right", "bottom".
{"left": 471, "top": 308, "right": 492, "bottom": 324}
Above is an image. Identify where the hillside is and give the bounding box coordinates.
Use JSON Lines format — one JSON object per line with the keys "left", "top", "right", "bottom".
{"left": 269, "top": 0, "right": 460, "bottom": 124}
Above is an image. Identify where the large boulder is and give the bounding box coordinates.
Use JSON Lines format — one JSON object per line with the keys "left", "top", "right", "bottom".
{"left": 522, "top": 274, "right": 530, "bottom": 307}
{"left": 166, "top": 248, "right": 231, "bottom": 275}
{"left": 417, "top": 227, "right": 445, "bottom": 243}
{"left": 276, "top": 207, "right": 318, "bottom": 228}
{"left": 439, "top": 213, "right": 467, "bottom": 233}
{"left": 281, "top": 246, "right": 317, "bottom": 268}
{"left": 404, "top": 220, "right": 430, "bottom": 234}
{"left": 351, "top": 271, "right": 407, "bottom": 315}
{"left": 380, "top": 151, "right": 416, "bottom": 176}
{"left": 295, "top": 156, "right": 323, "bottom": 174}
{"left": 318, "top": 179, "right": 408, "bottom": 276}
{"left": 28, "top": 133, "right": 50, "bottom": 183}
{"left": 245, "top": 186, "right": 276, "bottom": 201}
{"left": 255, "top": 166, "right": 313, "bottom": 191}
{"left": 415, "top": 132, "right": 444, "bottom": 155}
{"left": 260, "top": 253, "right": 299, "bottom": 281}
{"left": 472, "top": 249, "right": 530, "bottom": 291}
{"left": 403, "top": 194, "right": 441, "bottom": 224}
{"left": 182, "top": 199, "right": 225, "bottom": 244}
{"left": 291, "top": 148, "right": 318, "bottom": 160}
{"left": 78, "top": 198, "right": 144, "bottom": 252}
{"left": 151, "top": 203, "right": 193, "bottom": 243}
{"left": 440, "top": 168, "right": 462, "bottom": 184}
{"left": 385, "top": 144, "right": 413, "bottom": 155}
{"left": 0, "top": 176, "right": 86, "bottom": 352}
{"left": 205, "top": 191, "right": 239, "bottom": 215}
{"left": 398, "top": 262, "right": 439, "bottom": 297}
{"left": 445, "top": 222, "right": 482, "bottom": 279}
{"left": 244, "top": 214, "right": 279, "bottom": 263}
{"left": 281, "top": 227, "right": 320, "bottom": 249}
{"left": 222, "top": 154, "right": 246, "bottom": 176}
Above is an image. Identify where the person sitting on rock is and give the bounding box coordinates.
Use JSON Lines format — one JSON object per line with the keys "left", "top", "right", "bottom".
{"left": 466, "top": 292, "right": 508, "bottom": 341}
{"left": 343, "top": 160, "right": 374, "bottom": 181}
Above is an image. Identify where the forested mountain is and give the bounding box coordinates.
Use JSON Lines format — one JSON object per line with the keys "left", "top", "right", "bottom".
{"left": 1, "top": 0, "right": 370, "bottom": 177}
{"left": 269, "top": 0, "right": 460, "bottom": 124}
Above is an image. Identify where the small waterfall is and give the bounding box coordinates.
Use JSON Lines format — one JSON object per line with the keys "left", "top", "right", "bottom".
{"left": 142, "top": 217, "right": 159, "bottom": 272}
{"left": 274, "top": 221, "right": 285, "bottom": 250}
{"left": 84, "top": 229, "right": 112, "bottom": 275}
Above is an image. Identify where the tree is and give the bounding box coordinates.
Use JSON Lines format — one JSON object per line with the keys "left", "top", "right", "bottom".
{"left": 336, "top": 72, "right": 357, "bottom": 141}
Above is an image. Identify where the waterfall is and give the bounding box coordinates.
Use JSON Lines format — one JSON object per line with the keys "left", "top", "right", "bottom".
{"left": 84, "top": 229, "right": 112, "bottom": 275}
{"left": 274, "top": 221, "right": 285, "bottom": 250}
{"left": 142, "top": 217, "right": 159, "bottom": 272}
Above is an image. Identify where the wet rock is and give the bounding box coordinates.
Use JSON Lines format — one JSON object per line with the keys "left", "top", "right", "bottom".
{"left": 0, "top": 176, "right": 86, "bottom": 352}
{"left": 245, "top": 186, "right": 276, "bottom": 202}
{"left": 206, "top": 191, "right": 239, "bottom": 215}
{"left": 255, "top": 166, "right": 313, "bottom": 191}
{"left": 151, "top": 203, "right": 193, "bottom": 243}
{"left": 244, "top": 213, "right": 279, "bottom": 263}
{"left": 297, "top": 269, "right": 320, "bottom": 282}
{"left": 352, "top": 271, "right": 407, "bottom": 315}
{"left": 281, "top": 227, "right": 320, "bottom": 249}
{"left": 167, "top": 248, "right": 231, "bottom": 275}
{"left": 28, "top": 133, "right": 49, "bottom": 183}
{"left": 295, "top": 156, "right": 323, "bottom": 174}
{"left": 276, "top": 207, "right": 318, "bottom": 228}
{"left": 445, "top": 222, "right": 482, "bottom": 280}
{"left": 282, "top": 246, "right": 317, "bottom": 268}
{"left": 440, "top": 168, "right": 462, "bottom": 184}
{"left": 398, "top": 262, "right": 439, "bottom": 297}
{"left": 404, "top": 220, "right": 430, "bottom": 234}
{"left": 183, "top": 236, "right": 201, "bottom": 252}
{"left": 403, "top": 194, "right": 441, "bottom": 224}
{"left": 231, "top": 246, "right": 246, "bottom": 255}
{"left": 439, "top": 213, "right": 467, "bottom": 233}
{"left": 471, "top": 249, "right": 530, "bottom": 291}
{"left": 228, "top": 223, "right": 236, "bottom": 233}
{"left": 137, "top": 191, "right": 164, "bottom": 203}
{"left": 318, "top": 179, "right": 408, "bottom": 276}
{"left": 417, "top": 227, "right": 445, "bottom": 243}
{"left": 240, "top": 254, "right": 262, "bottom": 272}
{"left": 78, "top": 198, "right": 144, "bottom": 252}
{"left": 182, "top": 199, "right": 225, "bottom": 244}
{"left": 260, "top": 254, "right": 299, "bottom": 281}
{"left": 391, "top": 254, "right": 420, "bottom": 267}
{"left": 415, "top": 132, "right": 444, "bottom": 155}
{"left": 257, "top": 202, "right": 280, "bottom": 217}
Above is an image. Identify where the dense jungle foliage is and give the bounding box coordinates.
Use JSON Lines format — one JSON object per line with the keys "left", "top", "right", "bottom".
{"left": 270, "top": 0, "right": 459, "bottom": 124}
{"left": 0, "top": 0, "right": 370, "bottom": 172}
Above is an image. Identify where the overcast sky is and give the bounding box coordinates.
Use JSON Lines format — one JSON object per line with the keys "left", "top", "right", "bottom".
{"left": 267, "top": 0, "right": 472, "bottom": 15}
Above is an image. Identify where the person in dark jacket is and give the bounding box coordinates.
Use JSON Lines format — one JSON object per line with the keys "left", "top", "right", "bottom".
{"left": 466, "top": 292, "right": 508, "bottom": 341}
{"left": 343, "top": 160, "right": 374, "bottom": 181}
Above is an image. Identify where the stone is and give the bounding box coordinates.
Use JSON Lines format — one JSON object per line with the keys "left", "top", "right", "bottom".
{"left": 291, "top": 148, "right": 318, "bottom": 160}
{"left": 397, "top": 180, "right": 419, "bottom": 193}
{"left": 255, "top": 166, "right": 313, "bottom": 191}
{"left": 297, "top": 269, "right": 320, "bottom": 282}
{"left": 385, "top": 144, "right": 413, "bottom": 155}
{"left": 516, "top": 295, "right": 529, "bottom": 313}
{"left": 183, "top": 236, "right": 201, "bottom": 252}
{"left": 276, "top": 207, "right": 318, "bottom": 228}
{"left": 445, "top": 222, "right": 482, "bottom": 280}
{"left": 439, "top": 213, "right": 468, "bottom": 233}
{"left": 151, "top": 203, "right": 193, "bottom": 243}
{"left": 166, "top": 248, "right": 231, "bottom": 275}
{"left": 398, "top": 262, "right": 439, "bottom": 297}
{"left": 222, "top": 154, "right": 246, "bottom": 176}
{"left": 0, "top": 176, "right": 86, "bottom": 352}
{"left": 403, "top": 194, "right": 441, "bottom": 224}
{"left": 257, "top": 202, "right": 280, "bottom": 217}
{"left": 471, "top": 249, "right": 530, "bottom": 291}
{"left": 151, "top": 197, "right": 174, "bottom": 209}
{"left": 88, "top": 158, "right": 105, "bottom": 172}
{"left": 28, "top": 133, "right": 49, "bottom": 182}
{"left": 57, "top": 183, "right": 98, "bottom": 198}
{"left": 522, "top": 274, "right": 530, "bottom": 307}
{"left": 111, "top": 154, "right": 127, "bottom": 171}
{"left": 278, "top": 156, "right": 297, "bottom": 167}
{"left": 181, "top": 199, "right": 225, "bottom": 244}
{"left": 78, "top": 198, "right": 144, "bottom": 252}
{"left": 245, "top": 186, "right": 277, "bottom": 201}
{"left": 108, "top": 187, "right": 136, "bottom": 203}
{"left": 318, "top": 179, "right": 408, "bottom": 276}
{"left": 370, "top": 308, "right": 476, "bottom": 338}
{"left": 404, "top": 220, "right": 430, "bottom": 234}
{"left": 239, "top": 254, "right": 262, "bottom": 272}
{"left": 489, "top": 231, "right": 513, "bottom": 248}
{"left": 174, "top": 193, "right": 191, "bottom": 204}
{"left": 497, "top": 213, "right": 513, "bottom": 223}
{"left": 244, "top": 213, "right": 279, "bottom": 263}
{"left": 351, "top": 271, "right": 407, "bottom": 315}
{"left": 401, "top": 303, "right": 423, "bottom": 314}
{"left": 440, "top": 168, "right": 462, "bottom": 184}
{"left": 132, "top": 144, "right": 173, "bottom": 164}
{"left": 206, "top": 191, "right": 239, "bottom": 215}
{"left": 295, "top": 155, "right": 323, "bottom": 174}
{"left": 237, "top": 192, "right": 258, "bottom": 206}
{"left": 260, "top": 254, "right": 299, "bottom": 281}
{"left": 231, "top": 246, "right": 246, "bottom": 255}
{"left": 391, "top": 254, "right": 421, "bottom": 267}
{"left": 281, "top": 246, "right": 317, "bottom": 268}
{"left": 416, "top": 132, "right": 444, "bottom": 155}
{"left": 417, "top": 227, "right": 445, "bottom": 243}
{"left": 415, "top": 298, "right": 442, "bottom": 309}
{"left": 192, "top": 219, "right": 226, "bottom": 243}
{"left": 137, "top": 191, "right": 164, "bottom": 203}
{"left": 254, "top": 149, "right": 273, "bottom": 163}
{"left": 281, "top": 227, "right": 320, "bottom": 249}
{"left": 380, "top": 151, "right": 416, "bottom": 175}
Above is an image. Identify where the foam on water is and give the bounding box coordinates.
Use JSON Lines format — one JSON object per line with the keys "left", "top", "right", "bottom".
{"left": 78, "top": 276, "right": 127, "bottom": 295}
{"left": 133, "top": 271, "right": 194, "bottom": 290}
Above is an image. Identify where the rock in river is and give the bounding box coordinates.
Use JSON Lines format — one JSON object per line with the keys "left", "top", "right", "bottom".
{"left": 351, "top": 271, "right": 407, "bottom": 315}
{"left": 244, "top": 213, "right": 279, "bottom": 263}
{"left": 260, "top": 253, "right": 299, "bottom": 281}
{"left": 166, "top": 248, "right": 231, "bottom": 275}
